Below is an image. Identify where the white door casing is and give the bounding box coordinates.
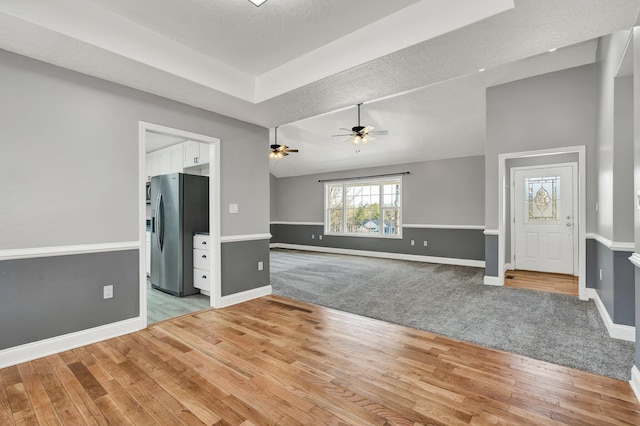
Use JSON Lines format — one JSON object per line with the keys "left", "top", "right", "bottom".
{"left": 512, "top": 164, "right": 577, "bottom": 275}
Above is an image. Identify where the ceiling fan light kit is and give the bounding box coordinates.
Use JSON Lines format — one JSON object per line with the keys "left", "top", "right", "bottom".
{"left": 332, "top": 103, "right": 388, "bottom": 148}
{"left": 269, "top": 126, "right": 298, "bottom": 160}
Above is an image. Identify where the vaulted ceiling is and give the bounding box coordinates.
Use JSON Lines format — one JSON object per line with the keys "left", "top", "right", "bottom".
{"left": 1, "top": 0, "right": 638, "bottom": 176}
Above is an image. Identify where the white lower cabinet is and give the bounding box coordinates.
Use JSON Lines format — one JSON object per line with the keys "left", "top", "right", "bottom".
{"left": 193, "top": 234, "right": 210, "bottom": 295}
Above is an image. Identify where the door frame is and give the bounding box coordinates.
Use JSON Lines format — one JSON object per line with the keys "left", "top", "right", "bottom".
{"left": 498, "top": 146, "right": 586, "bottom": 300}
{"left": 138, "top": 121, "right": 222, "bottom": 329}
{"left": 510, "top": 162, "right": 578, "bottom": 274}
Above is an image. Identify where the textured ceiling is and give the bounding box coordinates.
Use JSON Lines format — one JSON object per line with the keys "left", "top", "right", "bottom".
{"left": 0, "top": 0, "right": 639, "bottom": 177}
{"left": 87, "top": 0, "right": 420, "bottom": 75}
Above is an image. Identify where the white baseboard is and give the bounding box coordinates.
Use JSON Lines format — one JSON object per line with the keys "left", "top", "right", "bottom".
{"left": 270, "top": 243, "right": 485, "bottom": 268}
{"left": 483, "top": 275, "right": 502, "bottom": 286}
{"left": 631, "top": 366, "right": 640, "bottom": 405}
{"left": 587, "top": 288, "right": 636, "bottom": 342}
{"left": 217, "top": 285, "right": 272, "bottom": 309}
{"left": 504, "top": 263, "right": 512, "bottom": 271}
{"left": 0, "top": 317, "right": 142, "bottom": 369}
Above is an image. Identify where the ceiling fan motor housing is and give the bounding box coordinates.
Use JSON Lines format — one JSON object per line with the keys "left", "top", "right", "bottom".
{"left": 352, "top": 125, "right": 366, "bottom": 134}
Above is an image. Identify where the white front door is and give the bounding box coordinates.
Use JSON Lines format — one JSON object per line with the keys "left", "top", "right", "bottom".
{"left": 513, "top": 165, "right": 576, "bottom": 274}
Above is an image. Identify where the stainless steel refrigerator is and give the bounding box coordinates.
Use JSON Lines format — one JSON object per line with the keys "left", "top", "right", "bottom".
{"left": 150, "top": 173, "right": 209, "bottom": 296}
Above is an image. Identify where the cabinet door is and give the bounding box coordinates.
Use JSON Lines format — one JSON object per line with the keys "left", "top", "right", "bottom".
{"left": 169, "top": 144, "right": 184, "bottom": 173}
{"left": 159, "top": 147, "right": 172, "bottom": 175}
{"left": 199, "top": 142, "right": 210, "bottom": 165}
{"left": 146, "top": 151, "right": 160, "bottom": 181}
{"left": 183, "top": 141, "right": 200, "bottom": 167}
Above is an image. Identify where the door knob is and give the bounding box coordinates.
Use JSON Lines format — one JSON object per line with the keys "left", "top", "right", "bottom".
{"left": 566, "top": 223, "right": 572, "bottom": 227}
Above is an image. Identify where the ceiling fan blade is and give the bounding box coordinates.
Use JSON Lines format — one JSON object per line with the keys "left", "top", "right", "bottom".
{"left": 332, "top": 133, "right": 353, "bottom": 137}
{"left": 369, "top": 130, "right": 388, "bottom": 135}
{"left": 363, "top": 126, "right": 375, "bottom": 133}
{"left": 281, "top": 152, "right": 289, "bottom": 156}
{"left": 285, "top": 149, "right": 299, "bottom": 153}
{"left": 277, "top": 145, "right": 289, "bottom": 151}
{"left": 339, "top": 128, "right": 353, "bottom": 132}
{"left": 362, "top": 135, "right": 376, "bottom": 144}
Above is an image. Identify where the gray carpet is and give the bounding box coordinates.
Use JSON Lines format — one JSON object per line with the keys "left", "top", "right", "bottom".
{"left": 270, "top": 249, "right": 635, "bottom": 381}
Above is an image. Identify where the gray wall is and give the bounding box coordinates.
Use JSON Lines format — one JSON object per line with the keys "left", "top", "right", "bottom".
{"left": 595, "top": 32, "right": 633, "bottom": 241}
{"left": 272, "top": 156, "right": 485, "bottom": 226}
{"left": 613, "top": 75, "right": 635, "bottom": 242}
{"left": 0, "top": 49, "right": 270, "bottom": 350}
{"left": 0, "top": 250, "right": 139, "bottom": 350}
{"left": 271, "top": 224, "right": 484, "bottom": 261}
{"left": 0, "top": 49, "right": 269, "bottom": 249}
{"left": 270, "top": 173, "right": 278, "bottom": 221}
{"left": 485, "top": 64, "right": 597, "bottom": 232}
{"left": 593, "top": 241, "right": 635, "bottom": 326}
{"left": 221, "top": 239, "right": 271, "bottom": 297}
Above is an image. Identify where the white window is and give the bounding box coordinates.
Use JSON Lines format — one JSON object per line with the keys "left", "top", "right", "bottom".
{"left": 324, "top": 177, "right": 402, "bottom": 238}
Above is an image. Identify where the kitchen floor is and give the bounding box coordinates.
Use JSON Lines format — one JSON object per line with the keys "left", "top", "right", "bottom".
{"left": 146, "top": 278, "right": 211, "bottom": 324}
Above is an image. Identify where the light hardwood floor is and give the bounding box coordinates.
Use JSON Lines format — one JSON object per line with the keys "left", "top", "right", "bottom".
{"left": 504, "top": 269, "right": 579, "bottom": 296}
{"left": 2, "top": 295, "right": 639, "bottom": 425}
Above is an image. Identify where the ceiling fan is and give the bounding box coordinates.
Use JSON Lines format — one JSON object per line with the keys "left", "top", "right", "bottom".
{"left": 332, "top": 103, "right": 389, "bottom": 145}
{"left": 269, "top": 126, "right": 298, "bottom": 159}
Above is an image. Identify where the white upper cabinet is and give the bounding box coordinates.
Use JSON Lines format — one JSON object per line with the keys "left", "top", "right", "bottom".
{"left": 183, "top": 141, "right": 209, "bottom": 168}
{"left": 146, "top": 151, "right": 160, "bottom": 181}
{"left": 146, "top": 141, "right": 208, "bottom": 180}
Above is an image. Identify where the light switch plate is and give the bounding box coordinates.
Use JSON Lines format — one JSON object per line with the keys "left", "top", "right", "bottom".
{"left": 229, "top": 203, "right": 239, "bottom": 214}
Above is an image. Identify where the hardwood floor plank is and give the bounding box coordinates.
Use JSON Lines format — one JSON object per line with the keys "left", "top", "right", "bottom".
{"left": 1, "top": 295, "right": 639, "bottom": 425}
{"left": 16, "top": 363, "right": 61, "bottom": 426}
{"left": 504, "top": 270, "right": 578, "bottom": 296}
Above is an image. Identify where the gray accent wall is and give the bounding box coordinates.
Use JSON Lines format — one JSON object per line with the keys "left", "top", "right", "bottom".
{"left": 586, "top": 238, "right": 597, "bottom": 289}
{"left": 613, "top": 75, "right": 635, "bottom": 242}
{"left": 484, "top": 235, "right": 498, "bottom": 277}
{"left": 221, "top": 239, "right": 271, "bottom": 297}
{"left": 593, "top": 240, "right": 635, "bottom": 326}
{"left": 271, "top": 224, "right": 484, "bottom": 261}
{"left": 0, "top": 250, "right": 139, "bottom": 350}
{"left": 271, "top": 156, "right": 485, "bottom": 226}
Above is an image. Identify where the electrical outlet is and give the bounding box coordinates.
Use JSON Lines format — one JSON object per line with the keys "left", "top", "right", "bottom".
{"left": 423, "top": 241, "right": 428, "bottom": 247}
{"left": 410, "top": 240, "right": 415, "bottom": 246}
{"left": 319, "top": 235, "right": 323, "bottom": 240}
{"left": 312, "top": 234, "right": 315, "bottom": 239}
{"left": 229, "top": 203, "right": 239, "bottom": 214}
{"left": 103, "top": 285, "right": 113, "bottom": 299}
{"left": 258, "top": 261, "right": 264, "bottom": 271}
{"left": 599, "top": 269, "right": 603, "bottom": 280}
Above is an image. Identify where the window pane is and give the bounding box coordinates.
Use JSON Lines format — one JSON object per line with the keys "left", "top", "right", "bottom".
{"left": 525, "top": 176, "right": 560, "bottom": 223}
{"left": 383, "top": 182, "right": 401, "bottom": 207}
{"left": 328, "top": 209, "right": 343, "bottom": 233}
{"left": 327, "top": 184, "right": 343, "bottom": 208}
{"left": 346, "top": 202, "right": 380, "bottom": 234}
{"left": 383, "top": 209, "right": 400, "bottom": 235}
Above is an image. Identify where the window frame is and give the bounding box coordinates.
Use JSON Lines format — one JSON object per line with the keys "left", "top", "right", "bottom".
{"left": 323, "top": 176, "right": 403, "bottom": 239}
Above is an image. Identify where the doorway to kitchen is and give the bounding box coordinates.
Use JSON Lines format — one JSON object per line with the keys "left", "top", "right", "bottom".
{"left": 139, "top": 122, "right": 221, "bottom": 328}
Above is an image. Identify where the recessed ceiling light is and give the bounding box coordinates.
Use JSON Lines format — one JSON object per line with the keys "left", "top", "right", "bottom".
{"left": 478, "top": 68, "right": 486, "bottom": 72}
{"left": 248, "top": 0, "right": 269, "bottom": 6}
{"left": 548, "top": 48, "right": 558, "bottom": 52}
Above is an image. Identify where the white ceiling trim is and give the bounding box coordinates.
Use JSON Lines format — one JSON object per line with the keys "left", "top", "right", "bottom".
{"left": 1, "top": 0, "right": 513, "bottom": 105}
{"left": 0, "top": 0, "right": 255, "bottom": 102}
{"left": 255, "top": 0, "right": 515, "bottom": 102}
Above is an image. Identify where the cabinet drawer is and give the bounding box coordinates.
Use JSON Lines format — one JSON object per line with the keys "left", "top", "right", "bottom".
{"left": 193, "top": 234, "right": 210, "bottom": 249}
{"left": 193, "top": 268, "right": 210, "bottom": 290}
{"left": 193, "top": 249, "right": 210, "bottom": 270}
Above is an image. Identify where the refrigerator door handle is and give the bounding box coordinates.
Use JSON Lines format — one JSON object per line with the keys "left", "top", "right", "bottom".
{"left": 158, "top": 193, "right": 165, "bottom": 252}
